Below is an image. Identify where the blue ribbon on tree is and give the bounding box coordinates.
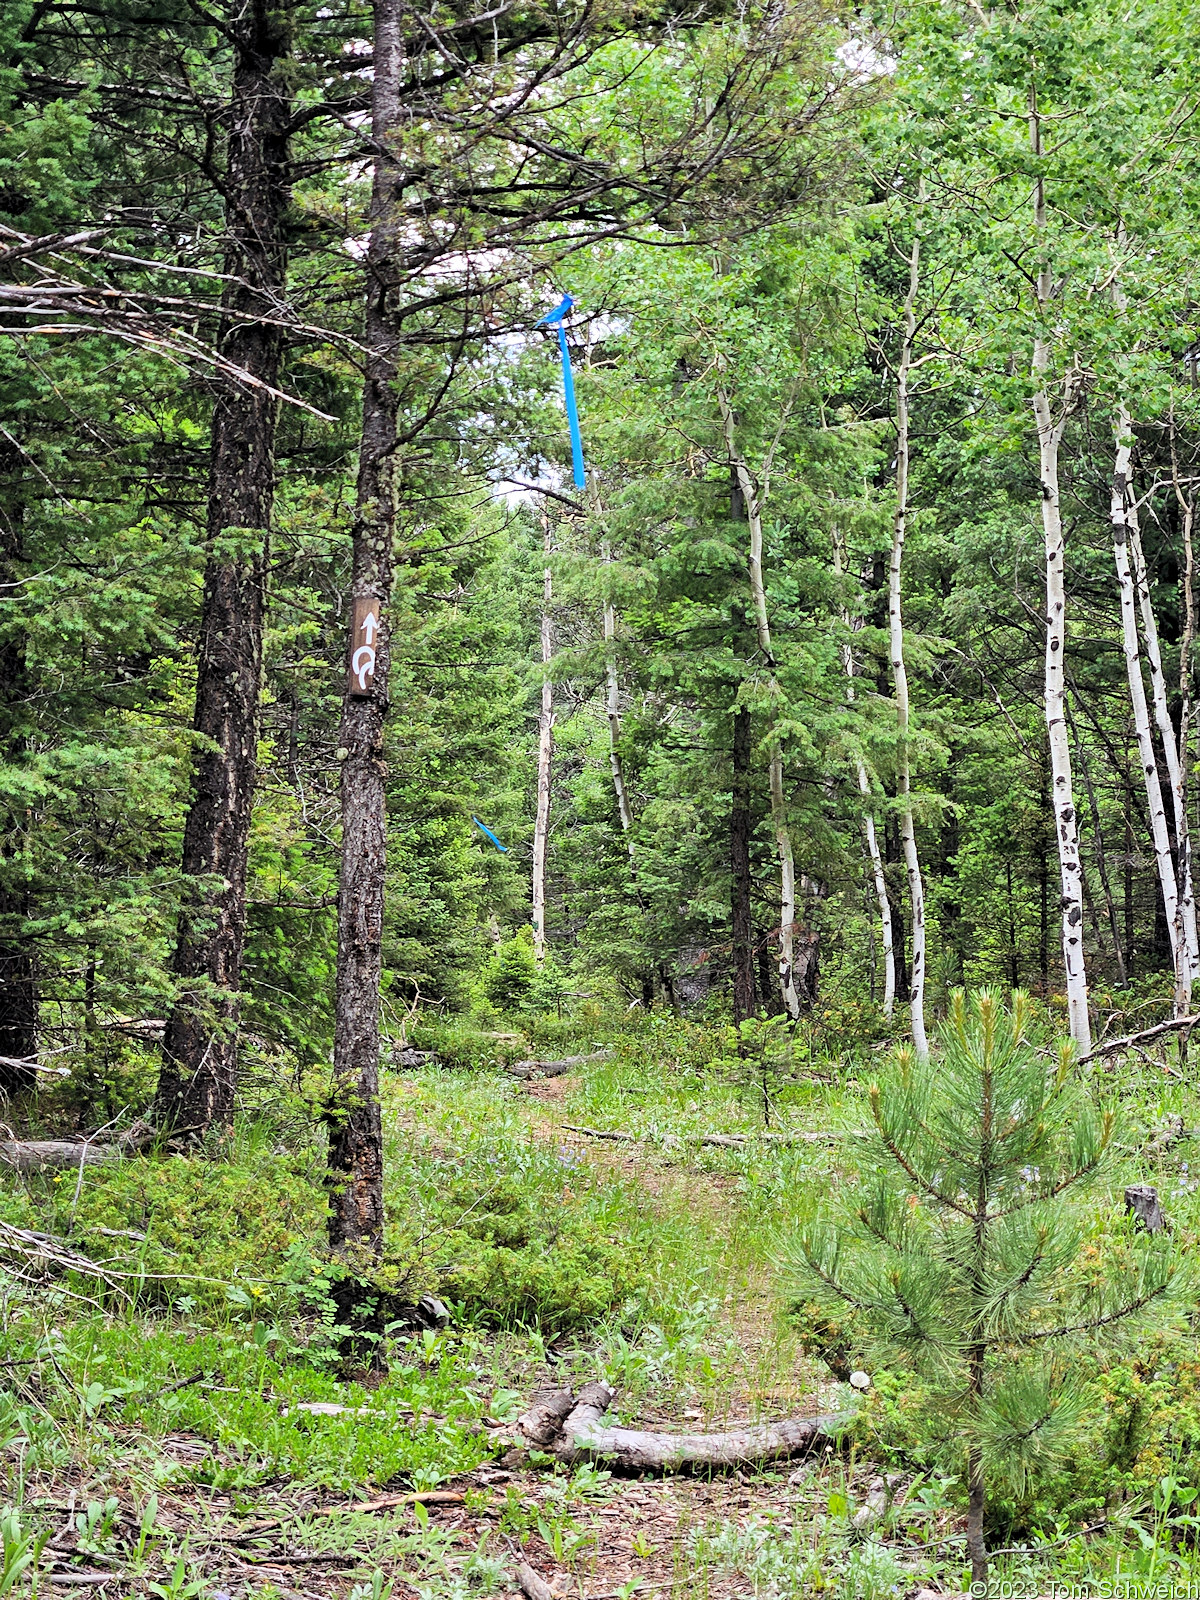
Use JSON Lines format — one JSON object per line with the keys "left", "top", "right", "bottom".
{"left": 536, "top": 293, "right": 586, "bottom": 489}
{"left": 472, "top": 816, "right": 509, "bottom": 853}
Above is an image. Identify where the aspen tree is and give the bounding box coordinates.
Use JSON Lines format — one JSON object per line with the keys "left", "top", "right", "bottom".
{"left": 1029, "top": 81, "right": 1090, "bottom": 1052}
{"left": 718, "top": 388, "right": 802, "bottom": 1019}
{"left": 531, "top": 511, "right": 555, "bottom": 962}
{"left": 1111, "top": 409, "right": 1189, "bottom": 1009}
{"left": 832, "top": 530, "right": 895, "bottom": 1016}
{"left": 889, "top": 225, "right": 928, "bottom": 1058}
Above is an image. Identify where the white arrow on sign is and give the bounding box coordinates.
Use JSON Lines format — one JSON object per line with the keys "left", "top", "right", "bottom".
{"left": 352, "top": 645, "right": 376, "bottom": 691}
{"left": 360, "top": 609, "right": 378, "bottom": 645}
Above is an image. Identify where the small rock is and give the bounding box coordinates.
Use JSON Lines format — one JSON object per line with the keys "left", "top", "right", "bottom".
{"left": 386, "top": 1047, "right": 439, "bottom": 1070}
{"left": 849, "top": 1370, "right": 871, "bottom": 1390}
{"left": 787, "top": 1467, "right": 811, "bottom": 1486}
{"left": 417, "top": 1293, "right": 450, "bottom": 1329}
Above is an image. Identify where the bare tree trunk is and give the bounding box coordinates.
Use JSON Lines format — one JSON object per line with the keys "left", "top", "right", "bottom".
{"left": 731, "top": 707, "right": 756, "bottom": 1026}
{"left": 1175, "top": 426, "right": 1196, "bottom": 1009}
{"left": 1126, "top": 433, "right": 1200, "bottom": 995}
{"left": 1029, "top": 83, "right": 1090, "bottom": 1052}
{"left": 1111, "top": 415, "right": 1186, "bottom": 1008}
{"left": 0, "top": 441, "right": 35, "bottom": 1092}
{"left": 1069, "top": 705, "right": 1127, "bottom": 986}
{"left": 832, "top": 532, "right": 895, "bottom": 1016}
{"left": 155, "top": 0, "right": 291, "bottom": 1132}
{"left": 719, "top": 392, "right": 800, "bottom": 1019}
{"left": 326, "top": 0, "right": 403, "bottom": 1353}
{"left": 602, "top": 544, "right": 636, "bottom": 866}
{"left": 889, "top": 228, "right": 928, "bottom": 1058}
{"left": 532, "top": 514, "right": 554, "bottom": 962}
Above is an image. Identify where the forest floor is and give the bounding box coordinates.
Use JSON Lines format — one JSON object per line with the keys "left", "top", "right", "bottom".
{"left": 2, "top": 1016, "right": 1198, "bottom": 1598}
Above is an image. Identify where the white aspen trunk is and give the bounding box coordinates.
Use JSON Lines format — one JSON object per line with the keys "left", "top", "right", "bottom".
{"left": 602, "top": 543, "right": 637, "bottom": 868}
{"left": 832, "top": 532, "right": 896, "bottom": 1015}
{"left": 718, "top": 389, "right": 802, "bottom": 1020}
{"left": 890, "top": 228, "right": 928, "bottom": 1060}
{"left": 1175, "top": 435, "right": 1197, "bottom": 1015}
{"left": 531, "top": 513, "right": 554, "bottom": 962}
{"left": 1125, "top": 446, "right": 1200, "bottom": 993}
{"left": 1030, "top": 84, "right": 1090, "bottom": 1052}
{"left": 1111, "top": 418, "right": 1184, "bottom": 1003}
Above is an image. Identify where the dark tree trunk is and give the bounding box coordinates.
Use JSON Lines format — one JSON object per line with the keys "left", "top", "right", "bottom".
{"left": 155, "top": 1, "right": 292, "bottom": 1133}
{"left": 966, "top": 1444, "right": 987, "bottom": 1584}
{"left": 1124, "top": 778, "right": 1136, "bottom": 978}
{"left": 731, "top": 706, "right": 756, "bottom": 1027}
{"left": 755, "top": 928, "right": 777, "bottom": 1016}
{"left": 325, "top": 0, "right": 403, "bottom": 1356}
{"left": 0, "top": 441, "right": 35, "bottom": 1092}
{"left": 885, "top": 816, "right": 910, "bottom": 1002}
{"left": 793, "top": 926, "right": 819, "bottom": 1009}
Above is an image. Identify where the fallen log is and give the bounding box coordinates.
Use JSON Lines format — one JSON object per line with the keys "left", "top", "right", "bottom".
{"left": 537, "top": 1382, "right": 853, "bottom": 1472}
{"left": 506, "top": 1053, "right": 609, "bottom": 1081}
{"left": 0, "top": 1122, "right": 157, "bottom": 1173}
{"left": 517, "top": 1387, "right": 576, "bottom": 1446}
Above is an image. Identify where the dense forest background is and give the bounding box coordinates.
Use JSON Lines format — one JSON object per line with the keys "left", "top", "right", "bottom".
{"left": 2, "top": 0, "right": 1199, "bottom": 1098}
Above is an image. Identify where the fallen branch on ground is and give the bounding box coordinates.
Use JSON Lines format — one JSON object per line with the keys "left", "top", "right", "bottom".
{"left": 1080, "top": 1015, "right": 1200, "bottom": 1064}
{"left": 562, "top": 1123, "right": 844, "bottom": 1148}
{"left": 0, "top": 1221, "right": 133, "bottom": 1301}
{"left": 516, "top": 1382, "right": 852, "bottom": 1472}
{"left": 516, "top": 1562, "right": 555, "bottom": 1600}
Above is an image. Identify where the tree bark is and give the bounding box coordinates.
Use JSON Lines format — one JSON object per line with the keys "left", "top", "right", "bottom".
{"left": 1175, "top": 433, "right": 1196, "bottom": 1004}
{"left": 832, "top": 531, "right": 895, "bottom": 1015}
{"left": 326, "top": 0, "right": 404, "bottom": 1348}
{"left": 1029, "top": 83, "right": 1090, "bottom": 1052}
{"left": 731, "top": 706, "right": 756, "bottom": 1026}
{"left": 601, "top": 545, "right": 636, "bottom": 853}
{"left": 1126, "top": 432, "right": 1200, "bottom": 993}
{"left": 1070, "top": 705, "right": 1127, "bottom": 986}
{"left": 967, "top": 1442, "right": 987, "bottom": 1584}
{"left": 532, "top": 513, "right": 554, "bottom": 962}
{"left": 719, "top": 390, "right": 800, "bottom": 1019}
{"left": 889, "top": 230, "right": 927, "bottom": 1058}
{"left": 1110, "top": 416, "right": 1185, "bottom": 1005}
{"left": 0, "top": 440, "right": 35, "bottom": 1093}
{"left": 155, "top": 0, "right": 292, "bottom": 1131}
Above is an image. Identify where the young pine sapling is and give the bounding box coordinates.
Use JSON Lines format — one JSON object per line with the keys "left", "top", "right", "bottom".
{"left": 790, "top": 990, "right": 1177, "bottom": 1584}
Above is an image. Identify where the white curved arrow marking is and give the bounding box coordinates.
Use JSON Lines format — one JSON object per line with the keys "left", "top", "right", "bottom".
{"left": 360, "top": 609, "right": 378, "bottom": 645}
{"left": 352, "top": 645, "right": 376, "bottom": 690}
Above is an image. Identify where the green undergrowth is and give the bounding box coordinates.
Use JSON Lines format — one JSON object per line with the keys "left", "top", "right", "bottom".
{"left": 3, "top": 1007, "right": 1200, "bottom": 1595}
{"left": 0, "top": 1316, "right": 494, "bottom": 1493}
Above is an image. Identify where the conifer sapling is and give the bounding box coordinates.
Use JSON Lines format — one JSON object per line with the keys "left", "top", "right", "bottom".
{"left": 789, "top": 991, "right": 1177, "bottom": 1583}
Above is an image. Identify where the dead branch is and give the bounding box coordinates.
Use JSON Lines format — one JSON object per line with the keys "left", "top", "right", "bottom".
{"left": 0, "top": 1221, "right": 132, "bottom": 1301}
{"left": 517, "top": 1383, "right": 852, "bottom": 1472}
{"left": 517, "top": 1562, "right": 555, "bottom": 1600}
{"left": 562, "top": 1123, "right": 841, "bottom": 1147}
{"left": 1079, "top": 1014, "right": 1200, "bottom": 1064}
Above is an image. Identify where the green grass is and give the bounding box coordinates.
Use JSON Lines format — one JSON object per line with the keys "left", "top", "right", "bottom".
{"left": 2, "top": 1006, "right": 1200, "bottom": 1596}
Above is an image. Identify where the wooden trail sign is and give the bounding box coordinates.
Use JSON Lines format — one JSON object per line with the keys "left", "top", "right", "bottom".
{"left": 349, "top": 596, "right": 381, "bottom": 696}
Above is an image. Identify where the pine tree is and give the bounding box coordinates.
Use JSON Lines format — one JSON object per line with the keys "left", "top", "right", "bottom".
{"left": 790, "top": 991, "right": 1177, "bottom": 1583}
